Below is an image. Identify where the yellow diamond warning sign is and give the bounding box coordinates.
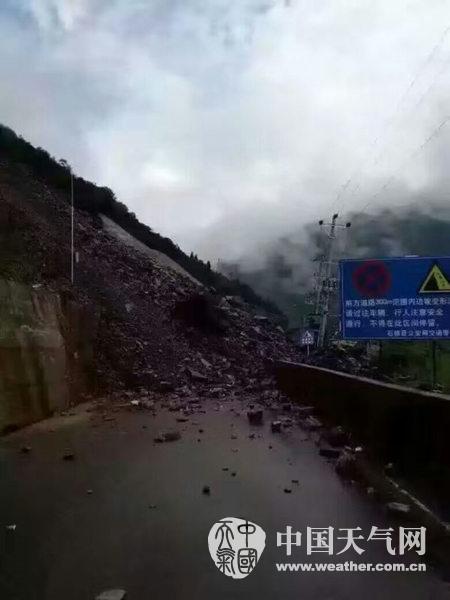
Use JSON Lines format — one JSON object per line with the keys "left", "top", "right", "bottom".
{"left": 419, "top": 263, "right": 450, "bottom": 293}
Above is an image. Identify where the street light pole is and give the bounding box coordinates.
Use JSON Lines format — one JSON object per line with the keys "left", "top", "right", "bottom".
{"left": 70, "top": 169, "right": 74, "bottom": 284}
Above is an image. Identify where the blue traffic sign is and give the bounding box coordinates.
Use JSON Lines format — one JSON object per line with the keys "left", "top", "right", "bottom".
{"left": 340, "top": 256, "right": 450, "bottom": 340}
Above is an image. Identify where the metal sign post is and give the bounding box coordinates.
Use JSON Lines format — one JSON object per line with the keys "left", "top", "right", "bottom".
{"left": 300, "top": 329, "right": 315, "bottom": 358}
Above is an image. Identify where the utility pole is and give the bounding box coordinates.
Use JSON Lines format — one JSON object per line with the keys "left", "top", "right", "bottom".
{"left": 315, "top": 213, "right": 351, "bottom": 347}
{"left": 313, "top": 258, "right": 323, "bottom": 316}
{"left": 317, "top": 213, "right": 338, "bottom": 347}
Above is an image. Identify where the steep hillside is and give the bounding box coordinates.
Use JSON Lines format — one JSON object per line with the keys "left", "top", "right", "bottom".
{"left": 0, "top": 142, "right": 300, "bottom": 427}
{"left": 100, "top": 214, "right": 201, "bottom": 285}
{"left": 0, "top": 124, "right": 283, "bottom": 318}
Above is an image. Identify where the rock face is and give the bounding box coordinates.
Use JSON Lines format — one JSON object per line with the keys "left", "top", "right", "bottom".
{"left": 0, "top": 158, "right": 301, "bottom": 412}
{"left": 0, "top": 278, "right": 94, "bottom": 433}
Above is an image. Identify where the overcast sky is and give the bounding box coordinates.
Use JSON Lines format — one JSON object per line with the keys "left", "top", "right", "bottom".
{"left": 1, "top": 0, "right": 450, "bottom": 263}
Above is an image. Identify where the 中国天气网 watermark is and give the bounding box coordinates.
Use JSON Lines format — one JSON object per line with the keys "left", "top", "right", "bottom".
{"left": 208, "top": 518, "right": 426, "bottom": 580}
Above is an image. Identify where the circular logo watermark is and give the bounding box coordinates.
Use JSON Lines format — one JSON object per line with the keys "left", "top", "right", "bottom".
{"left": 208, "top": 517, "right": 266, "bottom": 579}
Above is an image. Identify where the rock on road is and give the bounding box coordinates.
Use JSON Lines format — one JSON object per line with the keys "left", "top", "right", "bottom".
{"left": 0, "top": 397, "right": 448, "bottom": 600}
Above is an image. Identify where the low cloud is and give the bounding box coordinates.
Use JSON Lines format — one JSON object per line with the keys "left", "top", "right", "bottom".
{"left": 1, "top": 0, "right": 450, "bottom": 264}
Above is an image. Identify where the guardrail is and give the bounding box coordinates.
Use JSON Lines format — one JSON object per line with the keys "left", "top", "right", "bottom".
{"left": 274, "top": 360, "right": 450, "bottom": 469}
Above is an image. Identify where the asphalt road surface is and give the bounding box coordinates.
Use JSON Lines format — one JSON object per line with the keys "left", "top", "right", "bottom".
{"left": 0, "top": 397, "right": 448, "bottom": 600}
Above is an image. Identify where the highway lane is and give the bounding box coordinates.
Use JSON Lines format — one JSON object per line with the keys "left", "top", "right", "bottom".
{"left": 0, "top": 398, "right": 448, "bottom": 600}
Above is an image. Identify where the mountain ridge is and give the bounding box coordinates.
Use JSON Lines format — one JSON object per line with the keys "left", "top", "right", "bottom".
{"left": 0, "top": 123, "right": 283, "bottom": 319}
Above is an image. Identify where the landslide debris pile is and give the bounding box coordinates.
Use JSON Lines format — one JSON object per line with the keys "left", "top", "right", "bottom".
{"left": 306, "top": 343, "right": 376, "bottom": 377}
{"left": 0, "top": 157, "right": 301, "bottom": 400}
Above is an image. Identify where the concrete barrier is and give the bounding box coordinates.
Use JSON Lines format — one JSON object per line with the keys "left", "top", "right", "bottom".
{"left": 274, "top": 360, "right": 450, "bottom": 468}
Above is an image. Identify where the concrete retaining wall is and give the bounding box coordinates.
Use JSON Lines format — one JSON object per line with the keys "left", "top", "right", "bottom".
{"left": 0, "top": 279, "right": 96, "bottom": 433}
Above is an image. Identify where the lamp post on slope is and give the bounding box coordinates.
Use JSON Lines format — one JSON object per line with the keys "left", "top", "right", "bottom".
{"left": 70, "top": 167, "right": 74, "bottom": 284}
{"left": 59, "top": 159, "right": 75, "bottom": 284}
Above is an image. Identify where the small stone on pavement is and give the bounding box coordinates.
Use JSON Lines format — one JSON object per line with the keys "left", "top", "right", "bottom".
{"left": 95, "top": 590, "right": 127, "bottom": 600}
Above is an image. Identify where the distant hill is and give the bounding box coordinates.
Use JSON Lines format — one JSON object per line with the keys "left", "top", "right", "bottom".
{"left": 219, "top": 207, "right": 450, "bottom": 327}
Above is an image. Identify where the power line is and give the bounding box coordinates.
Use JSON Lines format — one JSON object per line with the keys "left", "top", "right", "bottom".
{"left": 340, "top": 52, "right": 450, "bottom": 214}
{"left": 357, "top": 114, "right": 450, "bottom": 215}
{"left": 328, "top": 23, "right": 450, "bottom": 216}
{"left": 409, "top": 53, "right": 450, "bottom": 114}
{"left": 390, "top": 25, "right": 450, "bottom": 115}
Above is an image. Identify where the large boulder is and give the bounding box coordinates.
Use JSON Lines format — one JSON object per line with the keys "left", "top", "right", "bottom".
{"left": 173, "top": 293, "right": 228, "bottom": 334}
